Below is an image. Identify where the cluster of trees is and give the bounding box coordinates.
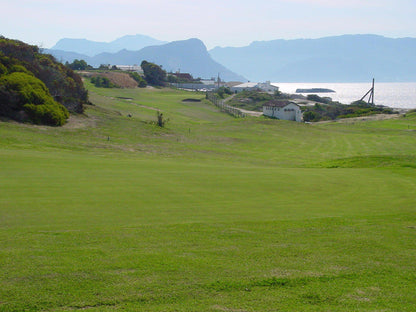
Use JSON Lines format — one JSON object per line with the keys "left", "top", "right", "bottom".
{"left": 0, "top": 37, "right": 87, "bottom": 125}
{"left": 140, "top": 61, "right": 166, "bottom": 86}
{"left": 65, "top": 59, "right": 93, "bottom": 70}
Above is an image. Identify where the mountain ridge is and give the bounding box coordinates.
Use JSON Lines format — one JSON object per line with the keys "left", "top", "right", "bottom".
{"left": 209, "top": 34, "right": 416, "bottom": 82}
{"left": 52, "top": 34, "right": 167, "bottom": 57}
{"left": 47, "top": 38, "right": 246, "bottom": 82}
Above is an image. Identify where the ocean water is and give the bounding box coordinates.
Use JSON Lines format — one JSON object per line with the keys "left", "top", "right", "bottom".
{"left": 273, "top": 82, "right": 416, "bottom": 109}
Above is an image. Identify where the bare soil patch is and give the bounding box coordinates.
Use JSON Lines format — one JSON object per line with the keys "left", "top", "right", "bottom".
{"left": 99, "top": 72, "right": 138, "bottom": 88}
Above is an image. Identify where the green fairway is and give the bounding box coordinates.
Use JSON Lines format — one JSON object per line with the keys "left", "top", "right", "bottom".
{"left": 1, "top": 85, "right": 416, "bottom": 311}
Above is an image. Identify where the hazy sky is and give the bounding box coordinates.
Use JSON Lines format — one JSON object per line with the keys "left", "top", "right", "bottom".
{"left": 2, "top": 0, "right": 415, "bottom": 49}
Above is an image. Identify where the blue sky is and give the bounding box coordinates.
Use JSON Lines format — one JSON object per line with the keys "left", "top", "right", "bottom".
{"left": 1, "top": 0, "right": 415, "bottom": 49}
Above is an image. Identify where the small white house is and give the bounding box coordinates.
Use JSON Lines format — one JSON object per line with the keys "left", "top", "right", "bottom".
{"left": 231, "top": 81, "right": 279, "bottom": 93}
{"left": 263, "top": 101, "right": 303, "bottom": 122}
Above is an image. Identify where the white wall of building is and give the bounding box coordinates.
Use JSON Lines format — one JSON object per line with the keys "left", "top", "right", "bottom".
{"left": 263, "top": 103, "right": 303, "bottom": 122}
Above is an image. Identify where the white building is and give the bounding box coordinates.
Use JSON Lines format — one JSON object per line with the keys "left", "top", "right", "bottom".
{"left": 231, "top": 81, "right": 279, "bottom": 93}
{"left": 263, "top": 101, "right": 303, "bottom": 122}
{"left": 115, "top": 65, "right": 143, "bottom": 73}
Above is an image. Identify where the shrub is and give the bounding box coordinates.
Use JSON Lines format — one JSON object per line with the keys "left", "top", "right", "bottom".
{"left": 10, "top": 64, "right": 32, "bottom": 75}
{"left": 90, "top": 76, "right": 116, "bottom": 88}
{"left": 0, "top": 63, "right": 7, "bottom": 76}
{"left": 217, "top": 86, "right": 232, "bottom": 98}
{"left": 24, "top": 101, "right": 69, "bottom": 126}
{"left": 307, "top": 94, "right": 331, "bottom": 104}
{"left": 0, "top": 72, "right": 69, "bottom": 125}
{"left": 129, "top": 72, "right": 147, "bottom": 88}
{"left": 0, "top": 37, "right": 87, "bottom": 114}
{"left": 303, "top": 111, "right": 320, "bottom": 122}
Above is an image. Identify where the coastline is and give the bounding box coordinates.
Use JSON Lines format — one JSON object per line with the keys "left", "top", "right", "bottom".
{"left": 275, "top": 82, "right": 416, "bottom": 110}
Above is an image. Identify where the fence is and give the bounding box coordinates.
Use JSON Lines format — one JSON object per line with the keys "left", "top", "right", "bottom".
{"left": 206, "top": 92, "right": 246, "bottom": 118}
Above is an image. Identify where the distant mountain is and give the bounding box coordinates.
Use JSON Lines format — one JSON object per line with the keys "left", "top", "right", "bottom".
{"left": 46, "top": 49, "right": 93, "bottom": 64}
{"left": 48, "top": 38, "right": 246, "bottom": 82}
{"left": 51, "top": 34, "right": 166, "bottom": 56}
{"left": 209, "top": 35, "right": 416, "bottom": 82}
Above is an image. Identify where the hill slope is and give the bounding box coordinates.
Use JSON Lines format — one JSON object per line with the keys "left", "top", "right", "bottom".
{"left": 0, "top": 37, "right": 88, "bottom": 125}
{"left": 210, "top": 34, "right": 416, "bottom": 82}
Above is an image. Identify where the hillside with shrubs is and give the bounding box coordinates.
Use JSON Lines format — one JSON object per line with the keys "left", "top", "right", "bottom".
{"left": 0, "top": 37, "right": 88, "bottom": 126}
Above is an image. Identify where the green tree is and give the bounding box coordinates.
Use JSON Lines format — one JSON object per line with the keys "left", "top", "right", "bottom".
{"left": 66, "top": 59, "right": 91, "bottom": 70}
{"left": 141, "top": 61, "right": 166, "bottom": 86}
{"left": 217, "top": 86, "right": 232, "bottom": 98}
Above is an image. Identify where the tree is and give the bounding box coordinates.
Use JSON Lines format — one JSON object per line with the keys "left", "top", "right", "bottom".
{"left": 140, "top": 60, "right": 166, "bottom": 86}
{"left": 217, "top": 86, "right": 232, "bottom": 98}
{"left": 66, "top": 59, "right": 91, "bottom": 70}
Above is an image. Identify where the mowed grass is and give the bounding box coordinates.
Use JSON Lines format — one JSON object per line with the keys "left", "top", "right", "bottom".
{"left": 1, "top": 85, "right": 416, "bottom": 311}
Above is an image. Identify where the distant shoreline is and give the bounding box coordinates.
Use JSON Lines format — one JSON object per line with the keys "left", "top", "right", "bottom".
{"left": 275, "top": 82, "right": 416, "bottom": 109}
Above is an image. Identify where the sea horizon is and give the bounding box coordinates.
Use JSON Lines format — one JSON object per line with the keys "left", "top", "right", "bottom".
{"left": 272, "top": 82, "right": 416, "bottom": 109}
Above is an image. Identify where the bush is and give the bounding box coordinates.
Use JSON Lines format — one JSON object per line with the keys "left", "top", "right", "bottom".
{"left": 0, "top": 37, "right": 87, "bottom": 114}
{"left": 303, "top": 111, "right": 320, "bottom": 122}
{"left": 10, "top": 64, "right": 33, "bottom": 75}
{"left": 307, "top": 94, "right": 331, "bottom": 104}
{"left": 129, "top": 72, "right": 147, "bottom": 88}
{"left": 217, "top": 86, "right": 232, "bottom": 98}
{"left": 0, "top": 72, "right": 69, "bottom": 125}
{"left": 90, "top": 76, "right": 116, "bottom": 88}
{"left": 0, "top": 63, "right": 7, "bottom": 76}
{"left": 24, "top": 102, "right": 69, "bottom": 126}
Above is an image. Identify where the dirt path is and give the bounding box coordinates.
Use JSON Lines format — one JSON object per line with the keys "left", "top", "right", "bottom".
{"left": 223, "top": 94, "right": 263, "bottom": 117}
{"left": 314, "top": 113, "right": 403, "bottom": 124}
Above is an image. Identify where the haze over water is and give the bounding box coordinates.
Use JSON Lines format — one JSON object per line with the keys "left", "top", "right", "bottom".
{"left": 275, "top": 82, "right": 416, "bottom": 109}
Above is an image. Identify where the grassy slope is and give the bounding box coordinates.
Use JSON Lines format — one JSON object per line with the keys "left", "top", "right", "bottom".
{"left": 1, "top": 84, "right": 416, "bottom": 311}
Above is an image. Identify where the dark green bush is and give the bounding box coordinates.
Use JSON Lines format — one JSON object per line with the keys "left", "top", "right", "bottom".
{"left": 303, "top": 111, "right": 320, "bottom": 122}
{"left": 0, "top": 37, "right": 88, "bottom": 114}
{"left": 10, "top": 64, "right": 32, "bottom": 75}
{"left": 90, "top": 76, "right": 116, "bottom": 88}
{"left": 0, "top": 63, "right": 7, "bottom": 76}
{"left": 129, "top": 72, "right": 147, "bottom": 88}
{"left": 307, "top": 94, "right": 331, "bottom": 104}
